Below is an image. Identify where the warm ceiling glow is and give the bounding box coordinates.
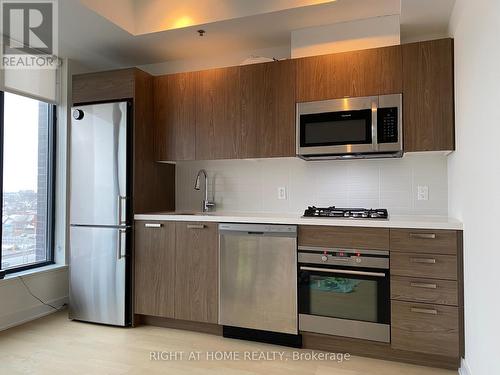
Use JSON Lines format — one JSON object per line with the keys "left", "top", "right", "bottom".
{"left": 173, "top": 16, "right": 194, "bottom": 29}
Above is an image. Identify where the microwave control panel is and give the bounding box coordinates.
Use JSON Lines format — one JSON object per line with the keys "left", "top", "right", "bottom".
{"left": 378, "top": 107, "right": 399, "bottom": 143}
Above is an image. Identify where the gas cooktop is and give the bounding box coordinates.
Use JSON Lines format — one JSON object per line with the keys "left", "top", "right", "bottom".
{"left": 303, "top": 206, "right": 389, "bottom": 219}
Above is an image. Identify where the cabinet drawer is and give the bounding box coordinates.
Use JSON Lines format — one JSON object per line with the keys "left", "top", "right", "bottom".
{"left": 390, "top": 229, "right": 457, "bottom": 255}
{"left": 391, "top": 276, "right": 458, "bottom": 306}
{"left": 391, "top": 301, "right": 459, "bottom": 357}
{"left": 391, "top": 252, "right": 457, "bottom": 280}
{"left": 298, "top": 226, "right": 389, "bottom": 250}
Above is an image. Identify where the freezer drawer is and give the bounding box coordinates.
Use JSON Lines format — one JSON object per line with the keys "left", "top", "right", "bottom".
{"left": 69, "top": 225, "right": 129, "bottom": 326}
{"left": 219, "top": 224, "right": 297, "bottom": 335}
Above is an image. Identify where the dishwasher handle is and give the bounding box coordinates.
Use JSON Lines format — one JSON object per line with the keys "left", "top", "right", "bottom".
{"left": 219, "top": 223, "right": 297, "bottom": 238}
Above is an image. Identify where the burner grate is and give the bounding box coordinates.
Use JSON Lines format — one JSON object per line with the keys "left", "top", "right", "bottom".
{"left": 303, "top": 206, "right": 388, "bottom": 219}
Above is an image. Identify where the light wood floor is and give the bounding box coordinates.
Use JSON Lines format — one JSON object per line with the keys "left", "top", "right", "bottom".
{"left": 0, "top": 311, "right": 457, "bottom": 375}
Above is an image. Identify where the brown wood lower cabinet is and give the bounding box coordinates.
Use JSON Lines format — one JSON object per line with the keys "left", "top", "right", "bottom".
{"left": 390, "top": 228, "right": 458, "bottom": 255}
{"left": 134, "top": 221, "right": 176, "bottom": 318}
{"left": 298, "top": 225, "right": 389, "bottom": 250}
{"left": 391, "top": 301, "right": 459, "bottom": 357}
{"left": 391, "top": 252, "right": 458, "bottom": 280}
{"left": 391, "top": 276, "right": 458, "bottom": 306}
{"left": 174, "top": 222, "right": 218, "bottom": 323}
{"left": 388, "top": 228, "right": 463, "bottom": 363}
{"left": 134, "top": 221, "right": 218, "bottom": 324}
{"left": 134, "top": 222, "right": 463, "bottom": 369}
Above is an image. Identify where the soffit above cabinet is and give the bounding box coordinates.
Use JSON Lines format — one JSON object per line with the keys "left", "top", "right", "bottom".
{"left": 57, "top": 0, "right": 455, "bottom": 71}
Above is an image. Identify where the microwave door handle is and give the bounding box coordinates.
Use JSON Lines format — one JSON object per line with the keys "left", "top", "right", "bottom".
{"left": 299, "top": 266, "right": 386, "bottom": 278}
{"left": 371, "top": 99, "right": 378, "bottom": 152}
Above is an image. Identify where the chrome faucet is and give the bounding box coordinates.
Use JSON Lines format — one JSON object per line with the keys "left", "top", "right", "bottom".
{"left": 194, "top": 169, "right": 216, "bottom": 213}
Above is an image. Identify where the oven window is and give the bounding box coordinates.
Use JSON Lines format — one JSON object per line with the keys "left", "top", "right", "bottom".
{"left": 299, "top": 269, "right": 389, "bottom": 324}
{"left": 300, "top": 109, "right": 372, "bottom": 147}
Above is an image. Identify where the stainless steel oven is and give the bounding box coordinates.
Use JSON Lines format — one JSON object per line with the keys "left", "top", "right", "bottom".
{"left": 298, "top": 246, "right": 390, "bottom": 342}
{"left": 296, "top": 94, "right": 402, "bottom": 160}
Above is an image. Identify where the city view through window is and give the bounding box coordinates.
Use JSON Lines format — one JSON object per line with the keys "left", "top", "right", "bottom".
{"left": 1, "top": 92, "right": 51, "bottom": 270}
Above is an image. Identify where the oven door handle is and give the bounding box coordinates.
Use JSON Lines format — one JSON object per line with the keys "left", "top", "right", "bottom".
{"left": 299, "top": 266, "right": 386, "bottom": 278}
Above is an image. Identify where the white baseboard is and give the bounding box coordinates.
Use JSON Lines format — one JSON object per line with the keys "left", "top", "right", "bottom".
{"left": 459, "top": 358, "right": 472, "bottom": 375}
{"left": 0, "top": 296, "right": 68, "bottom": 332}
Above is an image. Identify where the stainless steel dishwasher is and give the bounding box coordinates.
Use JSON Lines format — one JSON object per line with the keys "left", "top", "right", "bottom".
{"left": 219, "top": 223, "right": 300, "bottom": 347}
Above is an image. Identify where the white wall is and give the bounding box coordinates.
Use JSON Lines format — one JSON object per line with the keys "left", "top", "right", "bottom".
{"left": 140, "top": 45, "right": 291, "bottom": 75}
{"left": 173, "top": 18, "right": 447, "bottom": 218}
{"left": 291, "top": 15, "right": 400, "bottom": 58}
{"left": 176, "top": 153, "right": 448, "bottom": 216}
{"left": 448, "top": 1, "right": 500, "bottom": 374}
{"left": 0, "top": 267, "right": 68, "bottom": 331}
{"left": 0, "top": 58, "right": 72, "bottom": 331}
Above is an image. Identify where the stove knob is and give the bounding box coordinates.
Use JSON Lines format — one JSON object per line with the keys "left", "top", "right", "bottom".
{"left": 321, "top": 255, "right": 328, "bottom": 262}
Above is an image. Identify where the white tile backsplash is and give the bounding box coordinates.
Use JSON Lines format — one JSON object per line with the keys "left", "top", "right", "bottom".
{"left": 175, "top": 153, "right": 448, "bottom": 216}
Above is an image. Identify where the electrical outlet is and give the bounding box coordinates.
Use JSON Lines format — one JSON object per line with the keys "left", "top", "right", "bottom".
{"left": 277, "top": 187, "right": 287, "bottom": 200}
{"left": 417, "top": 185, "right": 429, "bottom": 201}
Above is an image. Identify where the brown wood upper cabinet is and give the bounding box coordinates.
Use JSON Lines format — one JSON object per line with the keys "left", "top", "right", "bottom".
{"left": 402, "top": 38, "right": 455, "bottom": 152}
{"left": 296, "top": 45, "right": 403, "bottom": 102}
{"left": 152, "top": 38, "right": 455, "bottom": 160}
{"left": 154, "top": 72, "right": 196, "bottom": 161}
{"left": 72, "top": 68, "right": 135, "bottom": 104}
{"left": 196, "top": 67, "right": 241, "bottom": 160}
{"left": 240, "top": 60, "right": 296, "bottom": 158}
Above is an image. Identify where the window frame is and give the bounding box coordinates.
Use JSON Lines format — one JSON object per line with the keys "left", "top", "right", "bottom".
{"left": 0, "top": 91, "right": 56, "bottom": 274}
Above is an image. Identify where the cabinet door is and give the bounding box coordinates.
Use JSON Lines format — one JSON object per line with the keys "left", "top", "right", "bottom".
{"left": 174, "top": 222, "right": 218, "bottom": 323}
{"left": 391, "top": 300, "right": 459, "bottom": 357}
{"left": 154, "top": 72, "right": 196, "bottom": 161}
{"left": 73, "top": 69, "right": 135, "bottom": 104}
{"left": 240, "top": 60, "right": 296, "bottom": 158}
{"left": 298, "top": 225, "right": 390, "bottom": 250}
{"left": 296, "top": 45, "right": 402, "bottom": 102}
{"left": 134, "top": 221, "right": 176, "bottom": 318}
{"left": 402, "top": 38, "right": 455, "bottom": 151}
{"left": 195, "top": 67, "right": 241, "bottom": 160}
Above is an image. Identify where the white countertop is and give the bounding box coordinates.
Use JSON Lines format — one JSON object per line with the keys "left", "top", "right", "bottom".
{"left": 134, "top": 211, "right": 463, "bottom": 230}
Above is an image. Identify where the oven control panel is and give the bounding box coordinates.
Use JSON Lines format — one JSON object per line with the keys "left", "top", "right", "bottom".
{"left": 298, "top": 247, "right": 389, "bottom": 270}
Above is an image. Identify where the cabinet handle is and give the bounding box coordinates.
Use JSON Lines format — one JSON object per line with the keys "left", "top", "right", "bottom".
{"left": 410, "top": 282, "right": 437, "bottom": 289}
{"left": 409, "top": 233, "right": 436, "bottom": 239}
{"left": 409, "top": 257, "right": 436, "bottom": 264}
{"left": 145, "top": 223, "right": 163, "bottom": 228}
{"left": 410, "top": 307, "right": 438, "bottom": 315}
{"left": 187, "top": 224, "right": 205, "bottom": 229}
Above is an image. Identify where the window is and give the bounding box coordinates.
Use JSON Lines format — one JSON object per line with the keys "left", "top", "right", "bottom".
{"left": 0, "top": 91, "right": 55, "bottom": 273}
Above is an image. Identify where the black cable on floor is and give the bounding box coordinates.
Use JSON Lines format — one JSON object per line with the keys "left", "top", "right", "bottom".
{"left": 18, "top": 275, "right": 61, "bottom": 311}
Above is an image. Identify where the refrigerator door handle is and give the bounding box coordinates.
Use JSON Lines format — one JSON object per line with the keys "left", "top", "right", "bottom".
{"left": 117, "top": 228, "right": 127, "bottom": 259}
{"left": 118, "top": 195, "right": 127, "bottom": 225}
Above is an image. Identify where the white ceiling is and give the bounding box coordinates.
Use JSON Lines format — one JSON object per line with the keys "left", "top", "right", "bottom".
{"left": 81, "top": 0, "right": 338, "bottom": 35}
{"left": 400, "top": 0, "right": 456, "bottom": 42}
{"left": 58, "top": 0, "right": 455, "bottom": 72}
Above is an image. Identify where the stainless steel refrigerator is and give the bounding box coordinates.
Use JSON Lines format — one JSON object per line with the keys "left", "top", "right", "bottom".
{"left": 69, "top": 100, "right": 132, "bottom": 326}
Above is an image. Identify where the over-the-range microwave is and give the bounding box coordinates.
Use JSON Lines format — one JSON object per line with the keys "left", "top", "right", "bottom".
{"left": 296, "top": 94, "right": 403, "bottom": 160}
